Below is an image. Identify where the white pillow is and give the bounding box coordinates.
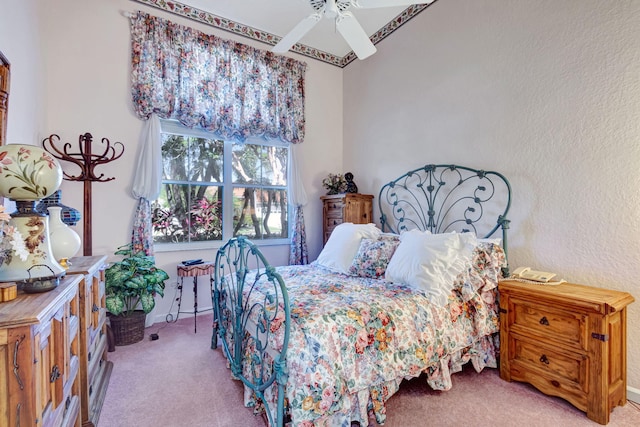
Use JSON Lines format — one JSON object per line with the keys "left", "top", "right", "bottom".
{"left": 316, "top": 223, "right": 381, "bottom": 274}
{"left": 385, "top": 230, "right": 478, "bottom": 307}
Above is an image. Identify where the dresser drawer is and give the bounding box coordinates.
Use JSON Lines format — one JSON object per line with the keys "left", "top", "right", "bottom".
{"left": 325, "top": 217, "right": 343, "bottom": 229}
{"left": 325, "top": 203, "right": 344, "bottom": 218}
{"left": 509, "top": 296, "right": 586, "bottom": 350}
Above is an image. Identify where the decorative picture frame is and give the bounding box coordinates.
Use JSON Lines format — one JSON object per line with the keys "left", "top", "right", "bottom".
{"left": 0, "top": 50, "right": 10, "bottom": 146}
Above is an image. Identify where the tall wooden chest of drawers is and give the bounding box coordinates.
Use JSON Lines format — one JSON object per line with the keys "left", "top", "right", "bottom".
{"left": 499, "top": 279, "right": 634, "bottom": 425}
{"left": 0, "top": 275, "right": 83, "bottom": 427}
{"left": 320, "top": 193, "right": 373, "bottom": 245}
{"left": 67, "top": 256, "right": 112, "bottom": 427}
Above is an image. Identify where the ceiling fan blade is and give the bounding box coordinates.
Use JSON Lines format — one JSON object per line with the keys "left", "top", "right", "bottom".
{"left": 353, "top": 0, "right": 434, "bottom": 9}
{"left": 336, "top": 12, "right": 377, "bottom": 60}
{"left": 273, "top": 12, "right": 323, "bottom": 53}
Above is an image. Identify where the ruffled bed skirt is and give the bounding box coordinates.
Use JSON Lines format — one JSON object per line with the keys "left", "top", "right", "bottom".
{"left": 236, "top": 333, "right": 498, "bottom": 427}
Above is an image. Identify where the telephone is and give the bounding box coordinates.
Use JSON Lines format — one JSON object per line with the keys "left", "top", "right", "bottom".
{"left": 511, "top": 267, "right": 557, "bottom": 283}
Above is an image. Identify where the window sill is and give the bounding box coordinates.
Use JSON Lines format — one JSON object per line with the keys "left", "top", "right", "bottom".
{"left": 153, "top": 239, "right": 291, "bottom": 253}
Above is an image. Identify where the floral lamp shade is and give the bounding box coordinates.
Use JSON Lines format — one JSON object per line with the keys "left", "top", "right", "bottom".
{"left": 0, "top": 144, "right": 66, "bottom": 291}
{"left": 0, "top": 144, "right": 62, "bottom": 200}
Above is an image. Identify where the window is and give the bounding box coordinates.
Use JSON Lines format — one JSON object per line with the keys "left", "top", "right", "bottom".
{"left": 152, "top": 121, "right": 289, "bottom": 248}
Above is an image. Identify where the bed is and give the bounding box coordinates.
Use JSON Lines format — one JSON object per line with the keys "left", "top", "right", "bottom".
{"left": 211, "top": 164, "right": 512, "bottom": 427}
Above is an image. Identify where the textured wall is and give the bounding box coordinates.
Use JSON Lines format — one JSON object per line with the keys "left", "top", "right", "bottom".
{"left": 344, "top": 0, "right": 640, "bottom": 391}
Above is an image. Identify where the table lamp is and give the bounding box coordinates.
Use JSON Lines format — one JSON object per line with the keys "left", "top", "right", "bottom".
{"left": 0, "top": 144, "right": 66, "bottom": 292}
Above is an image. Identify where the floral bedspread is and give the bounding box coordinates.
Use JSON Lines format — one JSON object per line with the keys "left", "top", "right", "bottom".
{"left": 232, "top": 243, "right": 505, "bottom": 426}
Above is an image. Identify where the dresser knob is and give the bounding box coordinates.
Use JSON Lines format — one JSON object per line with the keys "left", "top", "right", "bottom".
{"left": 539, "top": 354, "right": 550, "bottom": 365}
{"left": 539, "top": 316, "right": 549, "bottom": 326}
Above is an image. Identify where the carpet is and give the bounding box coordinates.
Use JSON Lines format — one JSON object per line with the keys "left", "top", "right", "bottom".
{"left": 99, "top": 314, "right": 640, "bottom": 426}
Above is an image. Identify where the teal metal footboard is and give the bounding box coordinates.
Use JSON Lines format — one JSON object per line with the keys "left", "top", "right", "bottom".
{"left": 211, "top": 237, "right": 290, "bottom": 427}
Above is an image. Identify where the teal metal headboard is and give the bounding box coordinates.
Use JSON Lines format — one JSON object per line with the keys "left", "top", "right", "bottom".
{"left": 378, "top": 164, "right": 512, "bottom": 275}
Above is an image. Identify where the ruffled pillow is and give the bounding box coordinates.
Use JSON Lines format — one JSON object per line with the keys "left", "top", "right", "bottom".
{"left": 348, "top": 235, "right": 400, "bottom": 279}
{"left": 385, "top": 230, "right": 478, "bottom": 307}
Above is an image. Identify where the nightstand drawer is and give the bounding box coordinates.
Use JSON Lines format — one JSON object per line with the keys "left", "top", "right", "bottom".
{"left": 510, "top": 336, "right": 587, "bottom": 389}
{"left": 509, "top": 296, "right": 586, "bottom": 350}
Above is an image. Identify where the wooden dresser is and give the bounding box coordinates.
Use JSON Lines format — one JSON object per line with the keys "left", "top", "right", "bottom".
{"left": 320, "top": 193, "right": 374, "bottom": 245}
{"left": 67, "top": 256, "right": 112, "bottom": 427}
{"left": 499, "top": 279, "right": 634, "bottom": 425}
{"left": 0, "top": 275, "right": 83, "bottom": 427}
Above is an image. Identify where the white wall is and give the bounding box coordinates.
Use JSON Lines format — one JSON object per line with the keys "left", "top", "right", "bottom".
{"left": 4, "top": 0, "right": 342, "bottom": 324}
{"left": 0, "top": 0, "right": 44, "bottom": 144}
{"left": 344, "top": 0, "right": 640, "bottom": 392}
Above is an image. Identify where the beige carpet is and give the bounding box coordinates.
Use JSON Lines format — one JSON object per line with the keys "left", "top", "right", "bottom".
{"left": 100, "top": 314, "right": 640, "bottom": 426}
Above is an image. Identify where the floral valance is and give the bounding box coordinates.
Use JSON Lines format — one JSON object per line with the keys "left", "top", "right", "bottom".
{"left": 130, "top": 11, "right": 306, "bottom": 144}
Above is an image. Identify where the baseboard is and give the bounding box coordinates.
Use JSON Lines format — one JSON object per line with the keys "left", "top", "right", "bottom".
{"left": 149, "top": 305, "right": 214, "bottom": 326}
{"left": 628, "top": 386, "right": 640, "bottom": 404}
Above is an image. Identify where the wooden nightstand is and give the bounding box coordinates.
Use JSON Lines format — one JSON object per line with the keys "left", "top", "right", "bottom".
{"left": 320, "top": 193, "right": 373, "bottom": 245}
{"left": 498, "top": 279, "right": 634, "bottom": 425}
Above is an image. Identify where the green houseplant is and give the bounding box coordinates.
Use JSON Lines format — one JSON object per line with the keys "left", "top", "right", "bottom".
{"left": 105, "top": 244, "right": 169, "bottom": 345}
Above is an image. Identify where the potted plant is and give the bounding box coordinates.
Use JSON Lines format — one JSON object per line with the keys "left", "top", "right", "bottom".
{"left": 322, "top": 173, "right": 347, "bottom": 195}
{"left": 105, "top": 244, "right": 169, "bottom": 345}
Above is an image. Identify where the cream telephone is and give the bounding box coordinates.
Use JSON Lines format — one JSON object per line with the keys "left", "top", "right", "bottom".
{"left": 511, "top": 267, "right": 565, "bottom": 285}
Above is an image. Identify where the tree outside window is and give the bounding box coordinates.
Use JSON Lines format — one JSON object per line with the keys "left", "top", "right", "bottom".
{"left": 152, "top": 124, "right": 288, "bottom": 245}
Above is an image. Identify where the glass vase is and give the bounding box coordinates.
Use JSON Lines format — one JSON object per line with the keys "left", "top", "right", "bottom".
{"left": 48, "top": 206, "right": 81, "bottom": 268}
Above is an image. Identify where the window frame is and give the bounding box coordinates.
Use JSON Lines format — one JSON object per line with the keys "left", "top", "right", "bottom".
{"left": 154, "top": 120, "right": 291, "bottom": 252}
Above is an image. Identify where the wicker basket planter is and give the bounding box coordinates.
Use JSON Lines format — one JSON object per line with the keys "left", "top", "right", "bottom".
{"left": 108, "top": 311, "right": 146, "bottom": 346}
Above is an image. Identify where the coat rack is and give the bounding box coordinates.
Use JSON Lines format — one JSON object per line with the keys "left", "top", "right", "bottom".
{"left": 43, "top": 132, "right": 124, "bottom": 255}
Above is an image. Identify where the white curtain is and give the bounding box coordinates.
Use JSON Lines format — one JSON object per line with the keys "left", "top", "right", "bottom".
{"left": 130, "top": 114, "right": 162, "bottom": 255}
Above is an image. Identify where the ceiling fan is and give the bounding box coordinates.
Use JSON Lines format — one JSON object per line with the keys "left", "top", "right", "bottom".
{"left": 273, "top": 0, "right": 433, "bottom": 60}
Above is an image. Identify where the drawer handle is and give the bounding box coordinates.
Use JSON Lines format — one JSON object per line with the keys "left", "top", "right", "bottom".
{"left": 539, "top": 316, "right": 549, "bottom": 326}
{"left": 539, "top": 354, "right": 550, "bottom": 365}
{"left": 88, "top": 351, "right": 92, "bottom": 361}
{"left": 332, "top": 203, "right": 337, "bottom": 208}
{"left": 50, "top": 364, "right": 61, "bottom": 383}
{"left": 333, "top": 220, "right": 337, "bottom": 225}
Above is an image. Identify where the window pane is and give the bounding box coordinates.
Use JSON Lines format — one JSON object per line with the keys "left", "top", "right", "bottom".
{"left": 161, "top": 134, "right": 189, "bottom": 181}
{"left": 232, "top": 143, "right": 260, "bottom": 184}
{"left": 233, "top": 187, "right": 288, "bottom": 239}
{"left": 188, "top": 137, "right": 223, "bottom": 183}
{"left": 189, "top": 186, "right": 223, "bottom": 241}
{"left": 262, "top": 145, "right": 288, "bottom": 186}
{"left": 152, "top": 183, "right": 189, "bottom": 243}
{"left": 152, "top": 183, "right": 222, "bottom": 243}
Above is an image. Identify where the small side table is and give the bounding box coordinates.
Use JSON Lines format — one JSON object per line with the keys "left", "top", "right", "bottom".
{"left": 175, "top": 261, "right": 214, "bottom": 333}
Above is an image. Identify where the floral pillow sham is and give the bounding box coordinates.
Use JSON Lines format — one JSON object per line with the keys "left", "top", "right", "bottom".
{"left": 347, "top": 234, "right": 400, "bottom": 279}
